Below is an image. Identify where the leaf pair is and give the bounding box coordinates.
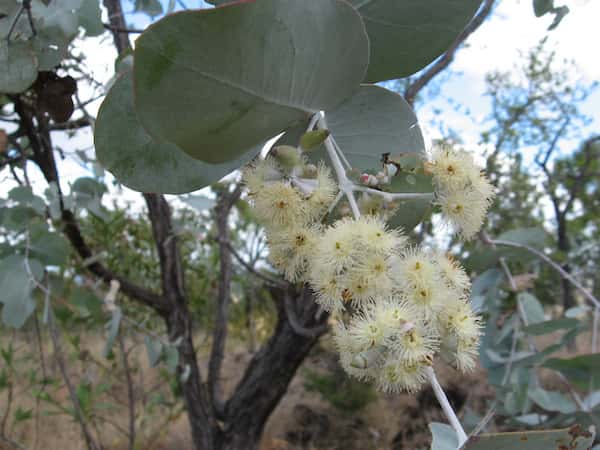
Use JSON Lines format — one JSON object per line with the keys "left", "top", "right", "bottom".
{"left": 95, "top": 0, "right": 480, "bottom": 194}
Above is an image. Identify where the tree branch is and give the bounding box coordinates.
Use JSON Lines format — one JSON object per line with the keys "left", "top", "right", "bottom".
{"left": 404, "top": 0, "right": 495, "bottom": 106}
{"left": 481, "top": 232, "right": 600, "bottom": 308}
{"left": 208, "top": 185, "right": 242, "bottom": 418}
{"left": 103, "top": 23, "right": 144, "bottom": 34}
{"left": 11, "top": 96, "right": 168, "bottom": 315}
{"left": 49, "top": 116, "right": 93, "bottom": 131}
{"left": 226, "top": 241, "right": 288, "bottom": 289}
{"left": 103, "top": 0, "right": 131, "bottom": 53}
{"left": 222, "top": 284, "right": 328, "bottom": 447}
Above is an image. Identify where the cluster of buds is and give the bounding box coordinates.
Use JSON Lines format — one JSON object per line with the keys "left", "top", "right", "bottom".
{"left": 359, "top": 162, "right": 398, "bottom": 188}
{"left": 243, "top": 143, "right": 487, "bottom": 393}
{"left": 426, "top": 145, "right": 495, "bottom": 239}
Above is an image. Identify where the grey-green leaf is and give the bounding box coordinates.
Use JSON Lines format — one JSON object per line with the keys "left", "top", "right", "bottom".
{"left": 533, "top": 0, "right": 554, "bottom": 16}
{"left": 144, "top": 335, "right": 163, "bottom": 367}
{"left": 0, "top": 255, "right": 43, "bottom": 328}
{"left": 543, "top": 354, "right": 600, "bottom": 390}
{"left": 0, "top": 41, "right": 38, "bottom": 93}
{"left": 281, "top": 85, "right": 425, "bottom": 172}
{"left": 27, "top": 223, "right": 70, "bottom": 267}
{"left": 429, "top": 422, "right": 458, "bottom": 450}
{"left": 528, "top": 388, "right": 577, "bottom": 414}
{"left": 463, "top": 426, "right": 594, "bottom": 449}
{"left": 518, "top": 292, "right": 545, "bottom": 325}
{"left": 523, "top": 318, "right": 579, "bottom": 336}
{"left": 95, "top": 73, "right": 260, "bottom": 194}
{"left": 133, "top": 0, "right": 369, "bottom": 163}
{"left": 78, "top": 0, "right": 104, "bottom": 36}
{"left": 134, "top": 0, "right": 163, "bottom": 17}
{"left": 349, "top": 0, "right": 481, "bottom": 82}
{"left": 386, "top": 171, "right": 433, "bottom": 232}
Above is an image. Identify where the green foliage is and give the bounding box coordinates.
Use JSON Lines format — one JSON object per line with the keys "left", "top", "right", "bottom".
{"left": 303, "top": 368, "right": 376, "bottom": 413}
{"left": 0, "top": 0, "right": 103, "bottom": 92}
{"left": 132, "top": 0, "right": 369, "bottom": 163}
{"left": 429, "top": 422, "right": 459, "bottom": 450}
{"left": 386, "top": 170, "right": 433, "bottom": 232}
{"left": 306, "top": 85, "right": 425, "bottom": 171}
{"left": 349, "top": 0, "right": 481, "bottom": 82}
{"left": 95, "top": 73, "right": 261, "bottom": 194}
{"left": 464, "top": 426, "right": 594, "bottom": 449}
{"left": 0, "top": 255, "right": 43, "bottom": 328}
{"left": 135, "top": 0, "right": 163, "bottom": 16}
{"left": 544, "top": 354, "right": 600, "bottom": 390}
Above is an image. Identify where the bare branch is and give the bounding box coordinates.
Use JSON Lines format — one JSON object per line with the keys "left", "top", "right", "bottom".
{"left": 117, "top": 335, "right": 136, "bottom": 450}
{"left": 49, "top": 117, "right": 93, "bottom": 131}
{"left": 11, "top": 96, "right": 168, "bottom": 315}
{"left": 47, "top": 283, "right": 101, "bottom": 450}
{"left": 226, "top": 241, "right": 288, "bottom": 288}
{"left": 103, "top": 23, "right": 144, "bottom": 34}
{"left": 481, "top": 232, "right": 600, "bottom": 308}
{"left": 103, "top": 0, "right": 131, "bottom": 53}
{"left": 208, "top": 186, "right": 242, "bottom": 418}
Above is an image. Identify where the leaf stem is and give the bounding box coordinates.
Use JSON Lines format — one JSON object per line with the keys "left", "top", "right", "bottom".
{"left": 425, "top": 367, "right": 468, "bottom": 448}
{"left": 353, "top": 185, "right": 435, "bottom": 202}
{"left": 318, "top": 113, "right": 361, "bottom": 219}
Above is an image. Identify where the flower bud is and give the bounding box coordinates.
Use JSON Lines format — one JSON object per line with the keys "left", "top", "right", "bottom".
{"left": 271, "top": 145, "right": 301, "bottom": 171}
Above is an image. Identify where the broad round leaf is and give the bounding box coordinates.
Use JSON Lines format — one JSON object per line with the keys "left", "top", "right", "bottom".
{"left": 386, "top": 171, "right": 433, "bottom": 232}
{"left": 133, "top": 0, "right": 369, "bottom": 163}
{"left": 349, "top": 0, "right": 481, "bottom": 82}
{"left": 280, "top": 85, "right": 425, "bottom": 172}
{"left": 0, "top": 41, "right": 38, "bottom": 93}
{"left": 95, "top": 73, "right": 259, "bottom": 194}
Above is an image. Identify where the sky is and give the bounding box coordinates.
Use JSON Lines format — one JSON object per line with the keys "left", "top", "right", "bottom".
{"left": 3, "top": 0, "right": 599, "bottom": 206}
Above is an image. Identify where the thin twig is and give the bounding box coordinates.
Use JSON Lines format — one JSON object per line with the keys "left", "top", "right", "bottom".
{"left": 46, "top": 280, "right": 101, "bottom": 450}
{"left": 490, "top": 238, "right": 600, "bottom": 308}
{"left": 118, "top": 335, "right": 136, "bottom": 450}
{"left": 226, "top": 241, "right": 287, "bottom": 288}
{"left": 103, "top": 23, "right": 144, "bottom": 34}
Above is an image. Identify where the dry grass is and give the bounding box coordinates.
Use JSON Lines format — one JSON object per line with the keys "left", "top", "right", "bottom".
{"left": 0, "top": 325, "right": 592, "bottom": 450}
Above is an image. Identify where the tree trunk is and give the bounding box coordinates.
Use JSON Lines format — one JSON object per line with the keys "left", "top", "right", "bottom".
{"left": 557, "top": 218, "right": 576, "bottom": 350}
{"left": 218, "top": 286, "right": 326, "bottom": 450}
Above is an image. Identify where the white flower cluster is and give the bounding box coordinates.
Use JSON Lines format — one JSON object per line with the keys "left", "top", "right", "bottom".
{"left": 243, "top": 146, "right": 485, "bottom": 394}
{"left": 329, "top": 241, "right": 481, "bottom": 393}
{"left": 426, "top": 145, "right": 496, "bottom": 239}
{"left": 243, "top": 155, "right": 337, "bottom": 282}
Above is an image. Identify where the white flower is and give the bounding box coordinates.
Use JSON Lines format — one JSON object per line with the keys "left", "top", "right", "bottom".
{"left": 252, "top": 181, "right": 307, "bottom": 230}
{"left": 433, "top": 251, "right": 471, "bottom": 294}
{"left": 437, "top": 188, "right": 490, "bottom": 240}
{"left": 267, "top": 224, "right": 320, "bottom": 282}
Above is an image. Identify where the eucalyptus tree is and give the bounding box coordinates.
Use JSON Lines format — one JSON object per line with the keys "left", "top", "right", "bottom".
{"left": 0, "top": 1, "right": 596, "bottom": 450}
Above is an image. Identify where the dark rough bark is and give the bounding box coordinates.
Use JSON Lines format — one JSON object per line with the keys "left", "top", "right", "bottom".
{"left": 209, "top": 187, "right": 242, "bottom": 418}
{"left": 220, "top": 285, "right": 327, "bottom": 450}
{"left": 557, "top": 218, "right": 575, "bottom": 312}
{"left": 144, "top": 193, "right": 221, "bottom": 449}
